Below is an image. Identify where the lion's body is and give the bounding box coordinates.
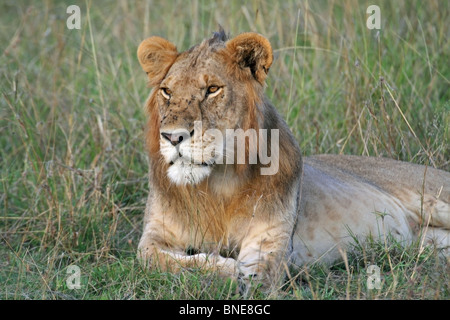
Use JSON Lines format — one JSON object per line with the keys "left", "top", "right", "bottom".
{"left": 296, "top": 155, "right": 450, "bottom": 265}
{"left": 136, "top": 30, "right": 450, "bottom": 292}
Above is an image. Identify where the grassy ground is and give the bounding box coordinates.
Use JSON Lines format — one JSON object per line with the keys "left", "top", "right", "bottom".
{"left": 0, "top": 0, "right": 448, "bottom": 300}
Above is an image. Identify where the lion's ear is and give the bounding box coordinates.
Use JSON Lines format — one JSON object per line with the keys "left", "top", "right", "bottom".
{"left": 137, "top": 36, "right": 178, "bottom": 86}
{"left": 226, "top": 32, "right": 273, "bottom": 84}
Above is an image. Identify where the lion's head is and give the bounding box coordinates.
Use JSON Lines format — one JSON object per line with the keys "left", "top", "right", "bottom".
{"left": 137, "top": 29, "right": 274, "bottom": 186}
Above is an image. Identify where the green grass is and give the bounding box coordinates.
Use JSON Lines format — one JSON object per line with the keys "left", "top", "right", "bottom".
{"left": 0, "top": 0, "right": 448, "bottom": 299}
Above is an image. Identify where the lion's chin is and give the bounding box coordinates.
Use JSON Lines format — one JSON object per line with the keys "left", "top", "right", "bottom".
{"left": 167, "top": 161, "right": 212, "bottom": 186}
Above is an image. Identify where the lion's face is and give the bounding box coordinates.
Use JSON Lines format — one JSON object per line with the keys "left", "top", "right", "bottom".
{"left": 156, "top": 46, "right": 243, "bottom": 185}
{"left": 138, "top": 31, "right": 273, "bottom": 185}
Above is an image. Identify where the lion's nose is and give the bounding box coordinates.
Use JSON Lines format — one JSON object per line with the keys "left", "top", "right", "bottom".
{"left": 161, "top": 130, "right": 194, "bottom": 146}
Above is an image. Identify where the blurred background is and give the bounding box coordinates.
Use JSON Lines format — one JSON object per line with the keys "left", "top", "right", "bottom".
{"left": 0, "top": 0, "right": 448, "bottom": 299}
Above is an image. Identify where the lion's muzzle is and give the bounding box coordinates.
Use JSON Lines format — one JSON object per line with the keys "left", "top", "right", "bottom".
{"left": 161, "top": 129, "right": 194, "bottom": 147}
{"left": 159, "top": 125, "right": 221, "bottom": 185}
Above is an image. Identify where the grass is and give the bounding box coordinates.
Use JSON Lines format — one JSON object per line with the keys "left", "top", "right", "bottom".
{"left": 0, "top": 0, "right": 449, "bottom": 300}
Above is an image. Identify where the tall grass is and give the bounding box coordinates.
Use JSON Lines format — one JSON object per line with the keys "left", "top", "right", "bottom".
{"left": 0, "top": 0, "right": 448, "bottom": 299}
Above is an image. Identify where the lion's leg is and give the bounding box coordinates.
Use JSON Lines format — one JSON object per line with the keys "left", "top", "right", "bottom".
{"left": 235, "top": 221, "right": 292, "bottom": 295}
{"left": 138, "top": 197, "right": 237, "bottom": 277}
{"left": 419, "top": 227, "right": 450, "bottom": 260}
{"left": 138, "top": 224, "right": 237, "bottom": 277}
{"left": 138, "top": 243, "right": 238, "bottom": 277}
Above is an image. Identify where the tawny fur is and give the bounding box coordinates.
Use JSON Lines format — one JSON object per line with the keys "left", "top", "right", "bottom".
{"left": 136, "top": 30, "right": 450, "bottom": 293}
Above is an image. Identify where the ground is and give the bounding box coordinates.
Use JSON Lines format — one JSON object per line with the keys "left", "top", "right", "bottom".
{"left": 0, "top": 0, "right": 448, "bottom": 299}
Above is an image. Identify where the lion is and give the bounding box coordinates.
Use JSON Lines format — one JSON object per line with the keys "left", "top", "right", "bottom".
{"left": 136, "top": 29, "right": 450, "bottom": 293}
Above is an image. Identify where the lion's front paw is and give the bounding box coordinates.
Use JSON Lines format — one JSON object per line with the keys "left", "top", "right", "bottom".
{"left": 136, "top": 243, "right": 153, "bottom": 265}
{"left": 237, "top": 272, "right": 266, "bottom": 297}
{"left": 237, "top": 262, "right": 268, "bottom": 296}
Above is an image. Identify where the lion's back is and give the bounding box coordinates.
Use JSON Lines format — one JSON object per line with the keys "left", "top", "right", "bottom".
{"left": 304, "top": 154, "right": 449, "bottom": 203}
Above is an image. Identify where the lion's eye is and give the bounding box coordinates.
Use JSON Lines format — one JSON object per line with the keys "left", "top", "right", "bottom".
{"left": 161, "top": 88, "right": 172, "bottom": 99}
{"left": 207, "top": 86, "right": 219, "bottom": 94}
{"left": 206, "top": 86, "right": 222, "bottom": 98}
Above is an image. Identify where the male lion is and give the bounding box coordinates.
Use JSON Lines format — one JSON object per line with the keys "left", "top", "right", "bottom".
{"left": 136, "top": 29, "right": 450, "bottom": 292}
